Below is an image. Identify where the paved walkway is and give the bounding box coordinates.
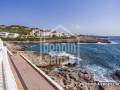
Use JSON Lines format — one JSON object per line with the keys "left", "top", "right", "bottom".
{"left": 10, "top": 54, "right": 56, "bottom": 90}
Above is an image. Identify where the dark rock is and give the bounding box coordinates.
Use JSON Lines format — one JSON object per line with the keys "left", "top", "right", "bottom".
{"left": 80, "top": 69, "right": 87, "bottom": 74}
{"left": 84, "top": 74, "right": 91, "bottom": 81}
{"left": 115, "top": 70, "right": 120, "bottom": 78}
{"left": 64, "top": 74, "right": 70, "bottom": 80}
{"left": 78, "top": 69, "right": 92, "bottom": 81}
{"left": 63, "top": 78, "right": 68, "bottom": 85}
{"left": 65, "top": 62, "right": 77, "bottom": 67}
{"left": 112, "top": 70, "right": 120, "bottom": 80}
{"left": 78, "top": 72, "right": 84, "bottom": 78}
{"left": 69, "top": 72, "right": 80, "bottom": 81}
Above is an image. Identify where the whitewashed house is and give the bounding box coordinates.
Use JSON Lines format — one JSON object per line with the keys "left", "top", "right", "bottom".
{"left": 0, "top": 32, "right": 9, "bottom": 38}
{"left": 30, "top": 28, "right": 65, "bottom": 38}
{"left": 7, "top": 33, "right": 19, "bottom": 38}
{"left": 0, "top": 32, "right": 19, "bottom": 38}
{"left": 30, "top": 29, "right": 53, "bottom": 37}
{"left": 52, "top": 31, "right": 64, "bottom": 37}
{"left": 40, "top": 31, "right": 53, "bottom": 37}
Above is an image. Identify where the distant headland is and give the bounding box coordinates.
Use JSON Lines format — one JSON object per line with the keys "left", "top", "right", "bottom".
{"left": 0, "top": 25, "right": 110, "bottom": 43}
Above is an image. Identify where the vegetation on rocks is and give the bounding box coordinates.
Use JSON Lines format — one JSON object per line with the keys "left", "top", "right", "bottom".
{"left": 0, "top": 25, "right": 32, "bottom": 35}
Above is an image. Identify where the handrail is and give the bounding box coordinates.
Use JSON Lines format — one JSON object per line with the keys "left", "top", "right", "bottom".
{"left": 2, "top": 47, "right": 18, "bottom": 90}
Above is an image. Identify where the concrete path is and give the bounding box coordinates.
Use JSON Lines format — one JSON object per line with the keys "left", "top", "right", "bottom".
{"left": 10, "top": 54, "right": 56, "bottom": 90}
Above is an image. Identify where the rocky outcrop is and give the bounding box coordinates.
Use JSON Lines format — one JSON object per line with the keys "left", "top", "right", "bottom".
{"left": 78, "top": 69, "right": 93, "bottom": 82}
{"left": 42, "top": 66, "right": 96, "bottom": 90}
{"left": 112, "top": 70, "right": 120, "bottom": 80}
{"left": 115, "top": 70, "right": 120, "bottom": 78}
{"left": 84, "top": 74, "right": 91, "bottom": 81}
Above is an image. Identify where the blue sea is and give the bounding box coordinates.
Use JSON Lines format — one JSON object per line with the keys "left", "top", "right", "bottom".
{"left": 25, "top": 36, "right": 120, "bottom": 82}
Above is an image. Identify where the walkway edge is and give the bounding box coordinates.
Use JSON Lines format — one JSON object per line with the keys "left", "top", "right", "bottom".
{"left": 20, "top": 54, "right": 64, "bottom": 90}
{"left": 3, "top": 47, "right": 18, "bottom": 90}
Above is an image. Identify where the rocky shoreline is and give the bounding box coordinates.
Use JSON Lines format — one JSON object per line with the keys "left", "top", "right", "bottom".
{"left": 5, "top": 42, "right": 120, "bottom": 90}
{"left": 4, "top": 36, "right": 110, "bottom": 44}
{"left": 21, "top": 51, "right": 98, "bottom": 90}
{"left": 13, "top": 50, "right": 99, "bottom": 90}
{"left": 40, "top": 66, "right": 96, "bottom": 90}
{"left": 20, "top": 51, "right": 120, "bottom": 90}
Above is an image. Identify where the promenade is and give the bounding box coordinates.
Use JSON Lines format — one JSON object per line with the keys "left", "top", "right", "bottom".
{"left": 4, "top": 38, "right": 64, "bottom": 90}
{"left": 10, "top": 54, "right": 56, "bottom": 90}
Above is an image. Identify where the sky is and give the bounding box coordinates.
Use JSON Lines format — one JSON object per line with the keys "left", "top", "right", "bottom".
{"left": 0, "top": 0, "right": 120, "bottom": 36}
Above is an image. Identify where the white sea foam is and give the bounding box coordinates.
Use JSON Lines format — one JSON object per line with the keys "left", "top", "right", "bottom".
{"left": 84, "top": 65, "right": 115, "bottom": 82}
{"left": 96, "top": 42, "right": 108, "bottom": 45}
{"left": 96, "top": 40, "right": 119, "bottom": 45}
{"left": 110, "top": 41, "right": 119, "bottom": 44}
{"left": 49, "top": 51, "right": 77, "bottom": 59}
{"left": 49, "top": 51, "right": 82, "bottom": 65}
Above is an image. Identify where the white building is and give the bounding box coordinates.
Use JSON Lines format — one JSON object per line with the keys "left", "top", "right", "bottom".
{"left": 0, "top": 32, "right": 19, "bottom": 38}
{"left": 40, "top": 31, "right": 53, "bottom": 37}
{"left": 0, "top": 32, "right": 9, "bottom": 38}
{"left": 30, "top": 29, "right": 53, "bottom": 37}
{"left": 52, "top": 31, "right": 64, "bottom": 37}
{"left": 7, "top": 33, "right": 19, "bottom": 38}
{"left": 30, "top": 29, "right": 64, "bottom": 37}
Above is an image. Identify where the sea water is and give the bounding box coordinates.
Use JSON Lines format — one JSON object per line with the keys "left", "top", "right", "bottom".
{"left": 25, "top": 36, "right": 120, "bottom": 82}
